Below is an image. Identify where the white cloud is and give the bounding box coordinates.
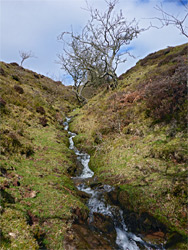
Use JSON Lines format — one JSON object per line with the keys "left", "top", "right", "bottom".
{"left": 115, "top": 0, "right": 188, "bottom": 74}
{"left": 0, "top": 0, "right": 187, "bottom": 84}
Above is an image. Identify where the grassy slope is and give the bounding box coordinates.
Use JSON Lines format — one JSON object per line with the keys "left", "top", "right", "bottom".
{"left": 0, "top": 62, "right": 87, "bottom": 249}
{"left": 70, "top": 43, "right": 188, "bottom": 248}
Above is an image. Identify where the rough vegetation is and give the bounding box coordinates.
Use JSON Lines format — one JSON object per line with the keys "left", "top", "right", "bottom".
{"left": 69, "top": 43, "right": 188, "bottom": 249}
{"left": 0, "top": 43, "right": 187, "bottom": 249}
{"left": 0, "top": 62, "right": 88, "bottom": 249}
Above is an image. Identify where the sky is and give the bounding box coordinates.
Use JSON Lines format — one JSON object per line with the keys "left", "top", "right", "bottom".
{"left": 0, "top": 0, "right": 187, "bottom": 85}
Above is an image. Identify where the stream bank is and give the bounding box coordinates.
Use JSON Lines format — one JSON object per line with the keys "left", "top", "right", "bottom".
{"left": 64, "top": 117, "right": 169, "bottom": 250}
{"left": 67, "top": 98, "right": 187, "bottom": 250}
{"left": 66, "top": 43, "right": 188, "bottom": 249}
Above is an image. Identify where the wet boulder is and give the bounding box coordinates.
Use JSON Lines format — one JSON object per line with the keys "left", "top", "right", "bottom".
{"left": 75, "top": 160, "right": 84, "bottom": 176}
{"left": 77, "top": 190, "right": 91, "bottom": 199}
{"left": 91, "top": 212, "right": 116, "bottom": 236}
{"left": 71, "top": 223, "right": 115, "bottom": 250}
{"left": 72, "top": 207, "right": 89, "bottom": 224}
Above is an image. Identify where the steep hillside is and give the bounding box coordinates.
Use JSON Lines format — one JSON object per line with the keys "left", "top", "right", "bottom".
{"left": 69, "top": 43, "right": 188, "bottom": 249}
{"left": 0, "top": 62, "right": 86, "bottom": 249}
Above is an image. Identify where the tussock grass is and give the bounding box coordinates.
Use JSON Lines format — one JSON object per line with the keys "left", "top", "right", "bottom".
{"left": 0, "top": 62, "right": 86, "bottom": 249}
{"left": 70, "top": 43, "right": 188, "bottom": 248}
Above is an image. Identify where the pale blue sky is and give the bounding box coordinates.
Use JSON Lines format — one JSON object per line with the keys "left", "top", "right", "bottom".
{"left": 0, "top": 0, "right": 187, "bottom": 84}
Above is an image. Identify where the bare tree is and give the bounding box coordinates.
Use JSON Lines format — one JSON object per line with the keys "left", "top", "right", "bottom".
{"left": 19, "top": 50, "right": 36, "bottom": 66}
{"left": 58, "top": 52, "right": 89, "bottom": 103}
{"left": 58, "top": 0, "right": 142, "bottom": 103}
{"left": 150, "top": 1, "right": 188, "bottom": 38}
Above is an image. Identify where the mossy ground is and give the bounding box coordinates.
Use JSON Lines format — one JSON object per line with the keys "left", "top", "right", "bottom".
{"left": 0, "top": 62, "right": 87, "bottom": 249}
{"left": 0, "top": 44, "right": 187, "bottom": 249}
{"left": 1, "top": 127, "right": 86, "bottom": 249}
{"left": 69, "top": 43, "right": 188, "bottom": 248}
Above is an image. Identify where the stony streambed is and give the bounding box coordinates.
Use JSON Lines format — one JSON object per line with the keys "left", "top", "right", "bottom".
{"left": 64, "top": 117, "right": 165, "bottom": 250}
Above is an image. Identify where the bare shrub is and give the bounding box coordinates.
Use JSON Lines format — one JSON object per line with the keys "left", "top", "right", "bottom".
{"left": 10, "top": 62, "right": 19, "bottom": 67}
{"left": 0, "top": 67, "right": 6, "bottom": 76}
{"left": 0, "top": 97, "right": 6, "bottom": 108}
{"left": 36, "top": 106, "right": 45, "bottom": 115}
{"left": 12, "top": 75, "right": 20, "bottom": 82}
{"left": 158, "top": 46, "right": 188, "bottom": 67}
{"left": 39, "top": 117, "right": 48, "bottom": 127}
{"left": 14, "top": 85, "right": 24, "bottom": 94}
{"left": 145, "top": 63, "right": 187, "bottom": 122}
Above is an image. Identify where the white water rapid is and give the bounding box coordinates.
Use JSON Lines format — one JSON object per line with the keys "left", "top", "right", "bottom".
{"left": 64, "top": 117, "right": 164, "bottom": 250}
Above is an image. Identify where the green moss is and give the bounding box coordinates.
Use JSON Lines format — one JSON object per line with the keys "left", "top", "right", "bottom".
{"left": 70, "top": 43, "right": 188, "bottom": 243}
{"left": 1, "top": 208, "right": 39, "bottom": 249}
{"left": 0, "top": 125, "right": 87, "bottom": 249}
{"left": 0, "top": 62, "right": 86, "bottom": 249}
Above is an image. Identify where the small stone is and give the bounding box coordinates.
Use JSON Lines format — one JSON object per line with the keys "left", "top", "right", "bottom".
{"left": 25, "top": 190, "right": 37, "bottom": 198}
{"left": 9, "top": 232, "right": 16, "bottom": 238}
{"left": 167, "top": 194, "right": 171, "bottom": 200}
{"left": 30, "top": 191, "right": 37, "bottom": 198}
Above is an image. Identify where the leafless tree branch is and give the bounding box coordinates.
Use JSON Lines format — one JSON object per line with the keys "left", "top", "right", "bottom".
{"left": 19, "top": 50, "right": 36, "bottom": 66}
{"left": 149, "top": 1, "right": 188, "bottom": 38}
{"left": 57, "top": 0, "right": 142, "bottom": 103}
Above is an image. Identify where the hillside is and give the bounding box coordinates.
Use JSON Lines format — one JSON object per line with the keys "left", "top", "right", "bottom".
{"left": 69, "top": 43, "right": 188, "bottom": 249}
{"left": 0, "top": 43, "right": 187, "bottom": 250}
{"left": 0, "top": 62, "right": 86, "bottom": 249}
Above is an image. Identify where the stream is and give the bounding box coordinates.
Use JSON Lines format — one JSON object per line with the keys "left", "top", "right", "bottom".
{"left": 64, "top": 117, "right": 164, "bottom": 250}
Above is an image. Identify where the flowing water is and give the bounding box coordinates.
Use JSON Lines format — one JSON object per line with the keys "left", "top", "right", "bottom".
{"left": 64, "top": 117, "right": 164, "bottom": 250}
